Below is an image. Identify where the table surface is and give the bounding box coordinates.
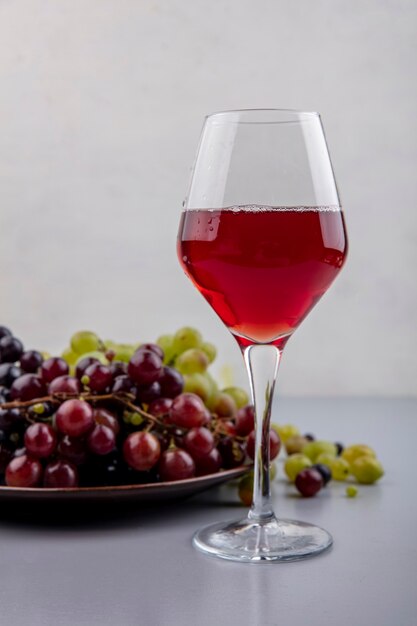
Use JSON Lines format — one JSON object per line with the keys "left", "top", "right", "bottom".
{"left": 0, "top": 397, "right": 416, "bottom": 626}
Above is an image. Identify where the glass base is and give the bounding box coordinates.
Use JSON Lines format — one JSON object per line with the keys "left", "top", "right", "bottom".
{"left": 192, "top": 515, "right": 333, "bottom": 563}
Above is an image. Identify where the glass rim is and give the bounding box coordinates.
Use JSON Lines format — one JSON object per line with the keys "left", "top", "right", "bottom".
{"left": 205, "top": 108, "right": 320, "bottom": 124}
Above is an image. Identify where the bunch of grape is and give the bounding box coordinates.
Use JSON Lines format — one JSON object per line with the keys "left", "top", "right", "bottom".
{"left": 0, "top": 325, "right": 281, "bottom": 490}
{"left": 278, "top": 425, "right": 384, "bottom": 498}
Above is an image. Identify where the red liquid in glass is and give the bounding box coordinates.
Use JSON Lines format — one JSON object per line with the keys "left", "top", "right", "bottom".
{"left": 178, "top": 207, "right": 348, "bottom": 347}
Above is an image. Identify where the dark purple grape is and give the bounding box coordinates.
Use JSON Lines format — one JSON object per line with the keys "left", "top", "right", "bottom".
{"left": 128, "top": 350, "right": 163, "bottom": 385}
{"left": 136, "top": 381, "right": 161, "bottom": 404}
{"left": 0, "top": 385, "right": 11, "bottom": 402}
{"left": 10, "top": 374, "right": 46, "bottom": 401}
{"left": 0, "top": 443, "right": 13, "bottom": 472}
{"left": 312, "top": 463, "right": 332, "bottom": 486}
{"left": 40, "top": 357, "right": 69, "bottom": 383}
{"left": 109, "top": 361, "right": 128, "bottom": 378}
{"left": 136, "top": 343, "right": 164, "bottom": 360}
{"left": 83, "top": 363, "right": 113, "bottom": 392}
{"left": 57, "top": 436, "right": 88, "bottom": 466}
{"left": 0, "top": 336, "right": 24, "bottom": 363}
{"left": 0, "top": 408, "right": 22, "bottom": 430}
{"left": 159, "top": 366, "right": 184, "bottom": 398}
{"left": 304, "top": 433, "right": 315, "bottom": 442}
{"left": 75, "top": 357, "right": 100, "bottom": 380}
{"left": 0, "top": 363, "right": 23, "bottom": 388}
{"left": 112, "top": 375, "right": 136, "bottom": 395}
{"left": 335, "top": 442, "right": 344, "bottom": 456}
{"left": 0, "top": 326, "right": 12, "bottom": 340}
{"left": 20, "top": 350, "right": 44, "bottom": 373}
{"left": 217, "top": 437, "right": 246, "bottom": 468}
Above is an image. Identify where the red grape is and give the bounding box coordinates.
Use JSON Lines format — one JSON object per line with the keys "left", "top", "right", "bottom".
{"left": 24, "top": 423, "right": 57, "bottom": 458}
{"left": 10, "top": 374, "right": 46, "bottom": 401}
{"left": 158, "top": 448, "right": 195, "bottom": 481}
{"left": 194, "top": 447, "right": 222, "bottom": 476}
{"left": 169, "top": 393, "right": 207, "bottom": 428}
{"left": 84, "top": 363, "right": 113, "bottom": 392}
{"left": 148, "top": 397, "right": 173, "bottom": 418}
{"left": 128, "top": 350, "right": 163, "bottom": 385}
{"left": 235, "top": 405, "right": 255, "bottom": 436}
{"left": 93, "top": 408, "right": 120, "bottom": 434}
{"left": 41, "top": 357, "right": 69, "bottom": 383}
{"left": 246, "top": 429, "right": 281, "bottom": 461}
{"left": 5, "top": 455, "right": 42, "bottom": 487}
{"left": 295, "top": 468, "right": 324, "bottom": 497}
{"left": 75, "top": 356, "right": 100, "bottom": 380}
{"left": 44, "top": 460, "right": 78, "bottom": 488}
{"left": 57, "top": 436, "right": 88, "bottom": 465}
{"left": 217, "top": 437, "right": 246, "bottom": 468}
{"left": 184, "top": 427, "right": 215, "bottom": 459}
{"left": 55, "top": 399, "right": 94, "bottom": 437}
{"left": 123, "top": 432, "right": 161, "bottom": 471}
{"left": 87, "top": 424, "right": 116, "bottom": 455}
{"left": 48, "top": 375, "right": 81, "bottom": 394}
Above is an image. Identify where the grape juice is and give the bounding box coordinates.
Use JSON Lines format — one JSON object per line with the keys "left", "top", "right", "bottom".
{"left": 178, "top": 206, "right": 347, "bottom": 346}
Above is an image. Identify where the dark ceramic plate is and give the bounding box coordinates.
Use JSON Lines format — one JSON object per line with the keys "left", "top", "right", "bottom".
{"left": 0, "top": 466, "right": 249, "bottom": 504}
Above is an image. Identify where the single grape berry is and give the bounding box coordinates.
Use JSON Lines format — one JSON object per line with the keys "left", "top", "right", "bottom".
{"left": 5, "top": 455, "right": 42, "bottom": 487}
{"left": 128, "top": 350, "right": 163, "bottom": 385}
{"left": 184, "top": 427, "right": 215, "bottom": 460}
{"left": 123, "top": 432, "right": 161, "bottom": 471}
{"left": 57, "top": 436, "right": 88, "bottom": 465}
{"left": 24, "top": 423, "right": 57, "bottom": 458}
{"left": 84, "top": 363, "right": 113, "bottom": 392}
{"left": 147, "top": 397, "right": 173, "bottom": 418}
{"left": 48, "top": 375, "right": 81, "bottom": 394}
{"left": 159, "top": 366, "right": 184, "bottom": 398}
{"left": 20, "top": 350, "right": 44, "bottom": 373}
{"left": 10, "top": 374, "right": 46, "bottom": 401}
{"left": 55, "top": 399, "right": 94, "bottom": 438}
{"left": 169, "top": 393, "right": 207, "bottom": 428}
{"left": 136, "top": 381, "right": 161, "bottom": 404}
{"left": 312, "top": 463, "right": 332, "bottom": 486}
{"left": 87, "top": 425, "right": 116, "bottom": 455}
{"left": 0, "top": 363, "right": 22, "bottom": 388}
{"left": 158, "top": 448, "right": 195, "bottom": 481}
{"left": 235, "top": 405, "right": 255, "bottom": 436}
{"left": 194, "top": 447, "right": 222, "bottom": 476}
{"left": 217, "top": 437, "right": 246, "bottom": 468}
{"left": 295, "top": 468, "right": 324, "bottom": 497}
{"left": 109, "top": 361, "right": 128, "bottom": 378}
{"left": 246, "top": 429, "right": 281, "bottom": 461}
{"left": 0, "top": 336, "right": 24, "bottom": 363}
{"left": 44, "top": 460, "right": 78, "bottom": 488}
{"left": 40, "top": 357, "right": 69, "bottom": 383}
{"left": 0, "top": 408, "right": 22, "bottom": 430}
{"left": 0, "top": 326, "right": 12, "bottom": 340}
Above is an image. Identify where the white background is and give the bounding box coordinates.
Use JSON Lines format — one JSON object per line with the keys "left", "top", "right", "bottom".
{"left": 0, "top": 0, "right": 416, "bottom": 397}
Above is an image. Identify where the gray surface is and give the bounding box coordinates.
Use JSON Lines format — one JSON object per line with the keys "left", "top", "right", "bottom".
{"left": 0, "top": 397, "right": 416, "bottom": 626}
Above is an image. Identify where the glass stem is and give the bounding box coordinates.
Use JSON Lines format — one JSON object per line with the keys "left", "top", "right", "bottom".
{"left": 243, "top": 344, "right": 281, "bottom": 522}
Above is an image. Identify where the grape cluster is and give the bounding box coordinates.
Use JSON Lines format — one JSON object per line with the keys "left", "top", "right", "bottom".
{"left": 0, "top": 325, "right": 279, "bottom": 490}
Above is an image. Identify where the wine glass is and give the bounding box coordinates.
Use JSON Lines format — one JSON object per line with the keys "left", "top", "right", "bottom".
{"left": 177, "top": 109, "right": 348, "bottom": 562}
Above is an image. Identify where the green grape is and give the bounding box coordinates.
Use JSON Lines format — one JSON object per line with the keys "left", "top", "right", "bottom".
{"left": 61, "top": 347, "right": 79, "bottom": 366}
{"left": 210, "top": 392, "right": 237, "bottom": 418}
{"left": 284, "top": 454, "right": 312, "bottom": 482}
{"left": 173, "top": 327, "right": 202, "bottom": 354}
{"left": 341, "top": 444, "right": 376, "bottom": 466}
{"left": 222, "top": 386, "right": 249, "bottom": 409}
{"left": 350, "top": 456, "right": 384, "bottom": 484}
{"left": 302, "top": 440, "right": 337, "bottom": 463}
{"left": 346, "top": 485, "right": 358, "bottom": 498}
{"left": 75, "top": 351, "right": 108, "bottom": 366}
{"left": 70, "top": 331, "right": 102, "bottom": 355}
{"left": 274, "top": 423, "right": 300, "bottom": 443}
{"left": 201, "top": 341, "right": 217, "bottom": 364}
{"left": 156, "top": 334, "right": 177, "bottom": 364}
{"left": 174, "top": 348, "right": 209, "bottom": 375}
{"left": 183, "top": 373, "right": 212, "bottom": 402}
{"left": 112, "top": 344, "right": 135, "bottom": 363}
{"left": 104, "top": 339, "right": 117, "bottom": 350}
